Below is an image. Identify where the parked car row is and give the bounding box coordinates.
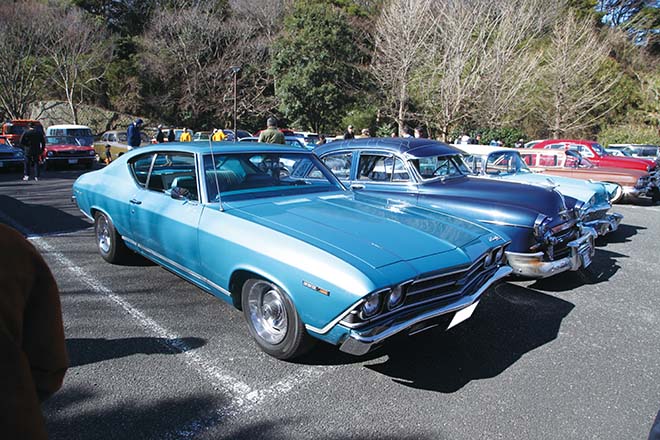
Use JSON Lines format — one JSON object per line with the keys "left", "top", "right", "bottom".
{"left": 71, "top": 135, "right": 659, "bottom": 362}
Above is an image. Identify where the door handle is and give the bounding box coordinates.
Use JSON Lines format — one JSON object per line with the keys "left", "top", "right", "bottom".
{"left": 129, "top": 199, "right": 142, "bottom": 205}
{"left": 350, "top": 184, "right": 365, "bottom": 190}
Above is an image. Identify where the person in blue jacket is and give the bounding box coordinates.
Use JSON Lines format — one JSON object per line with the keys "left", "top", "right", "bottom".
{"left": 126, "top": 118, "right": 143, "bottom": 150}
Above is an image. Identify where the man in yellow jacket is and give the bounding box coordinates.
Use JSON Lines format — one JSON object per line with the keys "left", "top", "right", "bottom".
{"left": 211, "top": 128, "right": 226, "bottom": 142}
{"left": 179, "top": 128, "right": 192, "bottom": 142}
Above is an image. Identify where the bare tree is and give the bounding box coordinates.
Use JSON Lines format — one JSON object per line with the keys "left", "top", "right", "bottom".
{"left": 539, "top": 11, "right": 621, "bottom": 138}
{"left": 142, "top": 0, "right": 287, "bottom": 127}
{"left": 42, "top": 7, "right": 111, "bottom": 124}
{"left": 475, "top": 0, "right": 562, "bottom": 128}
{"left": 0, "top": 2, "right": 50, "bottom": 119}
{"left": 372, "top": 0, "right": 435, "bottom": 134}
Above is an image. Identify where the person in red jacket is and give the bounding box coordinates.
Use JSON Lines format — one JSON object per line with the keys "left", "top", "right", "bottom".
{"left": 0, "top": 224, "right": 68, "bottom": 439}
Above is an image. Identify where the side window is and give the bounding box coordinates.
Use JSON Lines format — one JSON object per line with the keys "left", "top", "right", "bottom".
{"left": 129, "top": 154, "right": 155, "bottom": 187}
{"left": 101, "top": 133, "right": 108, "bottom": 142}
{"left": 358, "top": 154, "right": 409, "bottom": 182}
{"left": 149, "top": 152, "right": 198, "bottom": 201}
{"left": 321, "top": 152, "right": 352, "bottom": 179}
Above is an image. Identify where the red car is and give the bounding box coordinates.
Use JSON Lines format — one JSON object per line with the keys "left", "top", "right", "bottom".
{"left": 42, "top": 135, "right": 96, "bottom": 169}
{"left": 532, "top": 139, "right": 657, "bottom": 174}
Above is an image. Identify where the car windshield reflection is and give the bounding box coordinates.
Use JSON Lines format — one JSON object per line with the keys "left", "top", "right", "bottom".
{"left": 412, "top": 154, "right": 469, "bottom": 180}
{"left": 204, "top": 152, "right": 344, "bottom": 202}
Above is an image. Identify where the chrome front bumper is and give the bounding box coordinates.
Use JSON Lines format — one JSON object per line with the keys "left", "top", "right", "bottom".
{"left": 338, "top": 266, "right": 512, "bottom": 356}
{"left": 505, "top": 227, "right": 597, "bottom": 278}
{"left": 584, "top": 213, "right": 623, "bottom": 236}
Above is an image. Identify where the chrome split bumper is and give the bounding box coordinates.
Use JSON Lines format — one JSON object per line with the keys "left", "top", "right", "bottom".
{"left": 505, "top": 227, "right": 597, "bottom": 279}
{"left": 338, "top": 266, "right": 512, "bottom": 356}
{"left": 584, "top": 213, "right": 623, "bottom": 236}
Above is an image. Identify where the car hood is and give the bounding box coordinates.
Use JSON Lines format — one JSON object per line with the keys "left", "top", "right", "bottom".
{"left": 225, "top": 194, "right": 498, "bottom": 269}
{"left": 598, "top": 155, "right": 653, "bottom": 170}
{"left": 46, "top": 144, "right": 94, "bottom": 151}
{"left": 492, "top": 173, "right": 609, "bottom": 208}
{"left": 423, "top": 176, "right": 571, "bottom": 217}
{"left": 0, "top": 143, "right": 22, "bottom": 154}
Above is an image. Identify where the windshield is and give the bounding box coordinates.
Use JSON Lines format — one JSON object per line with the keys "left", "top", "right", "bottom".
{"left": 46, "top": 136, "right": 81, "bottom": 146}
{"left": 203, "top": 152, "right": 344, "bottom": 202}
{"left": 412, "top": 154, "right": 469, "bottom": 180}
{"left": 485, "top": 151, "right": 532, "bottom": 175}
{"left": 566, "top": 150, "right": 594, "bottom": 168}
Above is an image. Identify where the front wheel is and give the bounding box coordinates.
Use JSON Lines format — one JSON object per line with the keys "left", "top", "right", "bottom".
{"left": 242, "top": 278, "right": 314, "bottom": 360}
{"left": 94, "top": 212, "right": 130, "bottom": 263}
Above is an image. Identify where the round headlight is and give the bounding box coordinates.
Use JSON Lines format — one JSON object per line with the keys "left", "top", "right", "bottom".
{"left": 361, "top": 293, "right": 381, "bottom": 318}
{"left": 89, "top": 150, "right": 95, "bottom": 156}
{"left": 495, "top": 246, "right": 505, "bottom": 262}
{"left": 387, "top": 286, "right": 405, "bottom": 310}
{"left": 484, "top": 251, "right": 494, "bottom": 266}
{"left": 47, "top": 151, "right": 53, "bottom": 157}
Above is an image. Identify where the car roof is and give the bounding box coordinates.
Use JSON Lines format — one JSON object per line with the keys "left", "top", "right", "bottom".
{"left": 47, "top": 124, "right": 91, "bottom": 129}
{"left": 126, "top": 141, "right": 310, "bottom": 155}
{"left": 453, "top": 144, "right": 513, "bottom": 155}
{"left": 314, "top": 137, "right": 460, "bottom": 157}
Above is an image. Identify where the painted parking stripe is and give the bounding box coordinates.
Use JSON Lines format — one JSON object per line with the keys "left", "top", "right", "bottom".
{"left": 33, "top": 236, "right": 255, "bottom": 401}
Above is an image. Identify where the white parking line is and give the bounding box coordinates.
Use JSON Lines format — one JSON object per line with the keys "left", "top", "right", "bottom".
{"left": 1, "top": 208, "right": 330, "bottom": 437}
{"left": 29, "top": 232, "right": 329, "bottom": 437}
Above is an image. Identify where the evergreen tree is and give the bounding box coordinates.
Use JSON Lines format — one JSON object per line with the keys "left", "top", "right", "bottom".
{"left": 271, "top": 0, "right": 361, "bottom": 133}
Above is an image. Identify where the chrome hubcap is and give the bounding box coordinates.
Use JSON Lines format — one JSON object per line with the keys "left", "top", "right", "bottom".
{"left": 247, "top": 282, "right": 288, "bottom": 345}
{"left": 97, "top": 216, "right": 111, "bottom": 254}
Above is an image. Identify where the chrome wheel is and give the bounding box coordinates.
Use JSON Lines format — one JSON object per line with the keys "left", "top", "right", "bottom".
{"left": 247, "top": 281, "right": 288, "bottom": 345}
{"left": 96, "top": 214, "right": 112, "bottom": 254}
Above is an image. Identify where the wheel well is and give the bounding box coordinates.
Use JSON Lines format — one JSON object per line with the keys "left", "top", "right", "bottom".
{"left": 229, "top": 270, "right": 262, "bottom": 310}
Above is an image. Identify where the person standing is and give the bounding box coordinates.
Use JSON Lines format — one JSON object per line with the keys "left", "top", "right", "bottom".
{"left": 316, "top": 134, "right": 327, "bottom": 146}
{"left": 19, "top": 122, "right": 45, "bottom": 182}
{"left": 414, "top": 127, "right": 425, "bottom": 139}
{"left": 211, "top": 128, "right": 226, "bottom": 142}
{"left": 179, "top": 128, "right": 192, "bottom": 142}
{"left": 343, "top": 125, "right": 355, "bottom": 140}
{"left": 0, "top": 224, "right": 68, "bottom": 440}
{"left": 357, "top": 128, "right": 370, "bottom": 138}
{"left": 167, "top": 128, "right": 176, "bottom": 142}
{"left": 155, "top": 125, "right": 165, "bottom": 143}
{"left": 258, "top": 117, "right": 285, "bottom": 144}
{"left": 127, "top": 118, "right": 143, "bottom": 150}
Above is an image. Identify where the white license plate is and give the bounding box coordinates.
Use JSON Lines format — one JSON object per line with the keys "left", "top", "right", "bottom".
{"left": 68, "top": 159, "right": 78, "bottom": 164}
{"left": 447, "top": 301, "right": 479, "bottom": 330}
{"left": 579, "top": 245, "right": 592, "bottom": 268}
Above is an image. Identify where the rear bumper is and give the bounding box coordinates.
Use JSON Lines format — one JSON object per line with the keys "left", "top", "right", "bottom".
{"left": 338, "top": 266, "right": 512, "bottom": 356}
{"left": 583, "top": 213, "right": 623, "bottom": 236}
{"left": 505, "top": 227, "right": 597, "bottom": 278}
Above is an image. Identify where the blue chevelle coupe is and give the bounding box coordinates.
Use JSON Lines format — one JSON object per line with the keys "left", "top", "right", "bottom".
{"left": 315, "top": 138, "right": 597, "bottom": 279}
{"left": 72, "top": 142, "right": 512, "bottom": 359}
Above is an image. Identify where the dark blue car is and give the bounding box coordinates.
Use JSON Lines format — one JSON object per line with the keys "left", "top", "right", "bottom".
{"left": 315, "top": 138, "right": 597, "bottom": 279}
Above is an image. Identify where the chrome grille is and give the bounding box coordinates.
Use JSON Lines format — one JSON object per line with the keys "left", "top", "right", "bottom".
{"left": 404, "top": 254, "right": 497, "bottom": 308}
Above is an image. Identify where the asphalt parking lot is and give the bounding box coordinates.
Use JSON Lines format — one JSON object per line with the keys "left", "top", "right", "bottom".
{"left": 1, "top": 166, "right": 659, "bottom": 440}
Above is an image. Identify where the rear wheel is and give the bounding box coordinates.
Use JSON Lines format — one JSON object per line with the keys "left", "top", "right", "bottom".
{"left": 94, "top": 212, "right": 130, "bottom": 263}
{"left": 241, "top": 278, "right": 314, "bottom": 360}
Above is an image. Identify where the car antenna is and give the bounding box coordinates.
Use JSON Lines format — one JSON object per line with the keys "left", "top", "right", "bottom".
{"left": 208, "top": 134, "right": 223, "bottom": 211}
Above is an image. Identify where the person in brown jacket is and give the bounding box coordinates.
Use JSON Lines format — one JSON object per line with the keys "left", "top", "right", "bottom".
{"left": 0, "top": 224, "right": 68, "bottom": 439}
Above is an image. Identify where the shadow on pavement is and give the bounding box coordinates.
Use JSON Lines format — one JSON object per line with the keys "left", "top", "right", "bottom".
{"left": 66, "top": 337, "right": 206, "bottom": 368}
{"left": 596, "top": 223, "right": 645, "bottom": 246}
{"left": 44, "top": 386, "right": 228, "bottom": 440}
{"left": 359, "top": 283, "right": 573, "bottom": 393}
{"left": 300, "top": 282, "right": 573, "bottom": 394}
{"left": 528, "top": 247, "right": 625, "bottom": 292}
{"left": 0, "top": 194, "right": 90, "bottom": 236}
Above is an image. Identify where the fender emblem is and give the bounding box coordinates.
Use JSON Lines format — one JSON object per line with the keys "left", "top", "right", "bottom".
{"left": 302, "top": 281, "right": 330, "bottom": 296}
{"left": 488, "top": 235, "right": 501, "bottom": 242}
